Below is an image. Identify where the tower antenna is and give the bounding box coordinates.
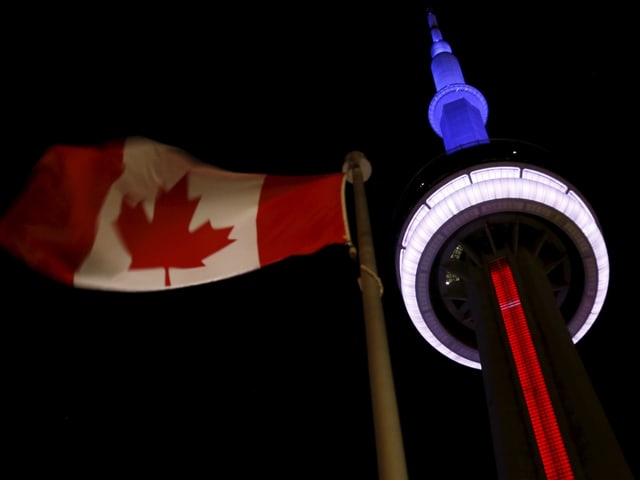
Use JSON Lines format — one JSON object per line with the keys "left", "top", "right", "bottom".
{"left": 426, "top": 9, "right": 489, "bottom": 153}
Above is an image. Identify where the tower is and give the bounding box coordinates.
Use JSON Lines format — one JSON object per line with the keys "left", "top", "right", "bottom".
{"left": 393, "top": 10, "right": 633, "bottom": 479}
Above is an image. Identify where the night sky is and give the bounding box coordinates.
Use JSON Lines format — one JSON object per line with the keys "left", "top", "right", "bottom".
{"left": 3, "top": 2, "right": 637, "bottom": 478}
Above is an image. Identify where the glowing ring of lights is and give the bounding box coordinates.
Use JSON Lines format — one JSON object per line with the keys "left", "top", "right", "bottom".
{"left": 397, "top": 163, "right": 609, "bottom": 369}
{"left": 427, "top": 83, "right": 489, "bottom": 137}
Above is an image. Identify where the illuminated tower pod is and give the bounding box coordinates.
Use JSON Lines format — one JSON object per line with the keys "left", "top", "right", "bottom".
{"left": 393, "top": 11, "right": 633, "bottom": 479}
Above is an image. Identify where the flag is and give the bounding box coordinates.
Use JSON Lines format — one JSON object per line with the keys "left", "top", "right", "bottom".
{"left": 0, "top": 137, "right": 351, "bottom": 291}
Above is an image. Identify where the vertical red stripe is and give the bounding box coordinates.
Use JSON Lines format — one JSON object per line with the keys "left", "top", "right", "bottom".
{"left": 256, "top": 173, "right": 347, "bottom": 267}
{"left": 489, "top": 257, "right": 574, "bottom": 480}
{"left": 0, "top": 140, "right": 125, "bottom": 285}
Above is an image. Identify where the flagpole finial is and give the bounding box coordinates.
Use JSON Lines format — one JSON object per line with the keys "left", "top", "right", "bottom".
{"left": 342, "top": 150, "right": 372, "bottom": 183}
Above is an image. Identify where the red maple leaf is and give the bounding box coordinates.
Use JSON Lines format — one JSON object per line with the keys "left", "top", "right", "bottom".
{"left": 114, "top": 175, "right": 236, "bottom": 286}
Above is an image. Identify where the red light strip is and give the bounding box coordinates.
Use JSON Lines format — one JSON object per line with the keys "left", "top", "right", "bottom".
{"left": 489, "top": 257, "right": 574, "bottom": 480}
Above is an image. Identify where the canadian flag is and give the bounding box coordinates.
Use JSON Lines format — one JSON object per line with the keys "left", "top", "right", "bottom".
{"left": 0, "top": 137, "right": 350, "bottom": 291}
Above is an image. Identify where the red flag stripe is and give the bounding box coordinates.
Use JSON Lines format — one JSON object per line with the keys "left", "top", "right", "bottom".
{"left": 257, "top": 173, "right": 348, "bottom": 267}
{"left": 0, "top": 140, "right": 125, "bottom": 285}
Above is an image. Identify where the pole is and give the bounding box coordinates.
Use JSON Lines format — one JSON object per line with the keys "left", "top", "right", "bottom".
{"left": 343, "top": 151, "right": 409, "bottom": 480}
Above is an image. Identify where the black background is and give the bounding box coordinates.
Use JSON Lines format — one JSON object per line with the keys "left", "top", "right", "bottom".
{"left": 3, "top": 2, "right": 637, "bottom": 478}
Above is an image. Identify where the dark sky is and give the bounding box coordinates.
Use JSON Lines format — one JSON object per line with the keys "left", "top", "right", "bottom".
{"left": 3, "top": 2, "right": 637, "bottom": 478}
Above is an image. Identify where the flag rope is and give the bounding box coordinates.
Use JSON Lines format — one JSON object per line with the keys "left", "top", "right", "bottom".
{"left": 359, "top": 263, "right": 384, "bottom": 297}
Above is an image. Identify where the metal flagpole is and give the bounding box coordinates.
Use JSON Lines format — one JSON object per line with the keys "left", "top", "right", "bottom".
{"left": 343, "top": 151, "right": 409, "bottom": 480}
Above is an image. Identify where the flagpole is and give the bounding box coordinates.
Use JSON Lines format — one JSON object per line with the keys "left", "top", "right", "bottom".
{"left": 343, "top": 151, "right": 409, "bottom": 480}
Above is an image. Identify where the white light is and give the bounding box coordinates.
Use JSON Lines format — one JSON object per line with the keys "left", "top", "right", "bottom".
{"left": 522, "top": 168, "right": 567, "bottom": 191}
{"left": 397, "top": 164, "right": 609, "bottom": 369}
{"left": 427, "top": 174, "right": 470, "bottom": 206}
{"left": 402, "top": 204, "right": 429, "bottom": 248}
{"left": 470, "top": 165, "right": 520, "bottom": 182}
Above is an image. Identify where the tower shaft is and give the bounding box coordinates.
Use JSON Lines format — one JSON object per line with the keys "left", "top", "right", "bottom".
{"left": 469, "top": 248, "right": 632, "bottom": 479}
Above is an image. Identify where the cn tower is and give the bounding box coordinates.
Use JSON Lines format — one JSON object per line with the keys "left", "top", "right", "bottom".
{"left": 394, "top": 10, "right": 633, "bottom": 479}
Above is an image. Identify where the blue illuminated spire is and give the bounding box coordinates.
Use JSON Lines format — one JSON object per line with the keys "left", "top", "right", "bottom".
{"left": 427, "top": 9, "right": 489, "bottom": 154}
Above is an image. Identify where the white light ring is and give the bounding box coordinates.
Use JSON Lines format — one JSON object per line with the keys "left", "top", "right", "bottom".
{"left": 397, "top": 167, "right": 609, "bottom": 369}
